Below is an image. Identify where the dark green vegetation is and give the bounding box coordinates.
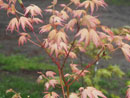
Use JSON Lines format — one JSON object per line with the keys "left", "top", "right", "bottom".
{"left": 0, "top": 73, "right": 44, "bottom": 98}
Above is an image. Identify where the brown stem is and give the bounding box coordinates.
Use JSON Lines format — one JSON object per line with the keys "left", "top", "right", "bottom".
{"left": 68, "top": 47, "right": 105, "bottom": 86}
{"left": 61, "top": 22, "right": 80, "bottom": 70}
{"left": 28, "top": 39, "right": 66, "bottom": 98}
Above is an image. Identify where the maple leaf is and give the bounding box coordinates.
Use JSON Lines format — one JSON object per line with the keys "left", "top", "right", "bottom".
{"left": 56, "top": 30, "right": 68, "bottom": 44}
{"left": 75, "top": 28, "right": 90, "bottom": 46}
{"left": 68, "top": 52, "right": 77, "bottom": 59}
{"left": 121, "top": 43, "right": 130, "bottom": 62}
{"left": 90, "top": 29, "right": 102, "bottom": 47}
{"left": 59, "top": 10, "right": 69, "bottom": 20}
{"left": 49, "top": 15, "right": 64, "bottom": 26}
{"left": 19, "top": 16, "right": 33, "bottom": 31}
{"left": 79, "top": 0, "right": 107, "bottom": 14}
{"left": 51, "top": 0, "right": 57, "bottom": 5}
{"left": 46, "top": 71, "right": 56, "bottom": 78}
{"left": 79, "top": 1, "right": 94, "bottom": 14}
{"left": 49, "top": 79, "right": 59, "bottom": 88}
{"left": 98, "top": 31, "right": 113, "bottom": 42}
{"left": 60, "top": 4, "right": 72, "bottom": 13}
{"left": 44, "top": 9, "right": 59, "bottom": 15}
{"left": 45, "top": 82, "right": 50, "bottom": 90}
{"left": 70, "top": 64, "right": 79, "bottom": 73}
{"left": 48, "top": 29, "right": 57, "bottom": 40}
{"left": 43, "top": 92, "right": 59, "bottom": 98}
{"left": 0, "top": 1, "right": 8, "bottom": 9}
{"left": 7, "top": 4, "right": 16, "bottom": 15}
{"left": 73, "top": 10, "right": 86, "bottom": 18}
{"left": 92, "top": 0, "right": 107, "bottom": 10}
{"left": 39, "top": 24, "right": 52, "bottom": 34}
{"left": 18, "top": 33, "right": 31, "bottom": 46}
{"left": 81, "top": 15, "right": 100, "bottom": 28}
{"left": 101, "top": 26, "right": 114, "bottom": 37}
{"left": 49, "top": 42, "right": 68, "bottom": 57}
{"left": 6, "top": 17, "right": 19, "bottom": 32}
{"left": 125, "top": 34, "right": 130, "bottom": 41}
{"left": 24, "top": 4, "right": 42, "bottom": 17}
{"left": 29, "top": 18, "right": 43, "bottom": 24}
{"left": 66, "top": 18, "right": 77, "bottom": 31}
{"left": 81, "top": 87, "right": 107, "bottom": 98}
{"left": 126, "top": 86, "right": 130, "bottom": 98}
{"left": 69, "top": 93, "right": 79, "bottom": 98}
{"left": 71, "top": 0, "right": 80, "bottom": 5}
{"left": 8, "top": 0, "right": 17, "bottom": 4}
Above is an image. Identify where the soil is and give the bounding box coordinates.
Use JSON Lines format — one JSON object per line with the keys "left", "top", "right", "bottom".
{"left": 0, "top": 0, "right": 130, "bottom": 71}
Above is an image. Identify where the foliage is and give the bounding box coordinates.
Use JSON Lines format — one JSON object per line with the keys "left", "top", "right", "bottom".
{"left": 0, "top": 54, "right": 58, "bottom": 72}
{"left": 0, "top": 74, "right": 44, "bottom": 98}
{"left": 0, "top": 0, "right": 130, "bottom": 98}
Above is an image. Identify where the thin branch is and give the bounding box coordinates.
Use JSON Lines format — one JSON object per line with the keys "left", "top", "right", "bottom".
{"left": 68, "top": 47, "right": 105, "bottom": 86}
{"left": 16, "top": 10, "right": 24, "bottom": 16}
{"left": 61, "top": 22, "right": 80, "bottom": 70}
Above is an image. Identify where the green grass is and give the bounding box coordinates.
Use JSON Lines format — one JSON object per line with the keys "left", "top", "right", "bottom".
{"left": 0, "top": 54, "right": 58, "bottom": 73}
{"left": 0, "top": 73, "right": 44, "bottom": 98}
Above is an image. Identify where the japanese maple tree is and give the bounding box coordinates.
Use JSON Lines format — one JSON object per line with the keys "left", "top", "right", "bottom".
{"left": 0, "top": 0, "right": 130, "bottom": 98}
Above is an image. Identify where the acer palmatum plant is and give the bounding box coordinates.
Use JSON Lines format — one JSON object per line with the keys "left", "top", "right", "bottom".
{"left": 1, "top": 0, "right": 130, "bottom": 97}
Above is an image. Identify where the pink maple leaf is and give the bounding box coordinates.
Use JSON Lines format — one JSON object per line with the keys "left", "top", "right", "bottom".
{"left": 69, "top": 52, "right": 77, "bottom": 59}
{"left": 126, "top": 86, "right": 130, "bottom": 98}
{"left": 71, "top": 0, "right": 80, "bottom": 5}
{"left": 24, "top": 4, "right": 42, "bottom": 17}
{"left": 81, "top": 15, "right": 100, "bottom": 28}
{"left": 46, "top": 71, "right": 56, "bottom": 78}
{"left": 81, "top": 87, "right": 107, "bottom": 98}
{"left": 29, "top": 17, "right": 43, "bottom": 24}
{"left": 18, "top": 33, "right": 31, "bottom": 46}
{"left": 75, "top": 28, "right": 90, "bottom": 46}
{"left": 66, "top": 18, "right": 77, "bottom": 31}
{"left": 19, "top": 16, "right": 33, "bottom": 31}
{"left": 39, "top": 24, "right": 52, "bottom": 34}
{"left": 90, "top": 29, "right": 102, "bottom": 47}
{"left": 43, "top": 92, "right": 59, "bottom": 98}
{"left": 49, "top": 15, "right": 64, "bottom": 26}
{"left": 73, "top": 10, "right": 86, "bottom": 18}
{"left": 101, "top": 26, "right": 114, "bottom": 37}
{"left": 121, "top": 43, "right": 130, "bottom": 62}
{"left": 0, "top": 0, "right": 8, "bottom": 10}
{"left": 59, "top": 10, "right": 69, "bottom": 20}
{"left": 6, "top": 17, "right": 19, "bottom": 32}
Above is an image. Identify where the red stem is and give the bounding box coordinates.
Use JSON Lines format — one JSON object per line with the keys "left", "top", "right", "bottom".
{"left": 68, "top": 47, "right": 104, "bottom": 86}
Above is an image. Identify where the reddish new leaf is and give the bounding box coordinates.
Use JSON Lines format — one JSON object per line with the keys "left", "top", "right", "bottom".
{"left": 66, "top": 18, "right": 77, "bottom": 31}
{"left": 81, "top": 87, "right": 107, "bottom": 98}
{"left": 19, "top": 16, "right": 33, "bottom": 31}
{"left": 30, "top": 18, "right": 43, "bottom": 24}
{"left": 126, "top": 86, "right": 130, "bottom": 98}
{"left": 81, "top": 15, "right": 100, "bottom": 28}
{"left": 46, "top": 71, "right": 56, "bottom": 78}
{"left": 90, "top": 29, "right": 102, "bottom": 47}
{"left": 6, "top": 17, "right": 19, "bottom": 32}
{"left": 39, "top": 24, "right": 52, "bottom": 34}
{"left": 18, "top": 33, "right": 31, "bottom": 46}
{"left": 25, "top": 4, "right": 42, "bottom": 17}
{"left": 121, "top": 43, "right": 130, "bottom": 62}
{"left": 75, "top": 28, "right": 90, "bottom": 46}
